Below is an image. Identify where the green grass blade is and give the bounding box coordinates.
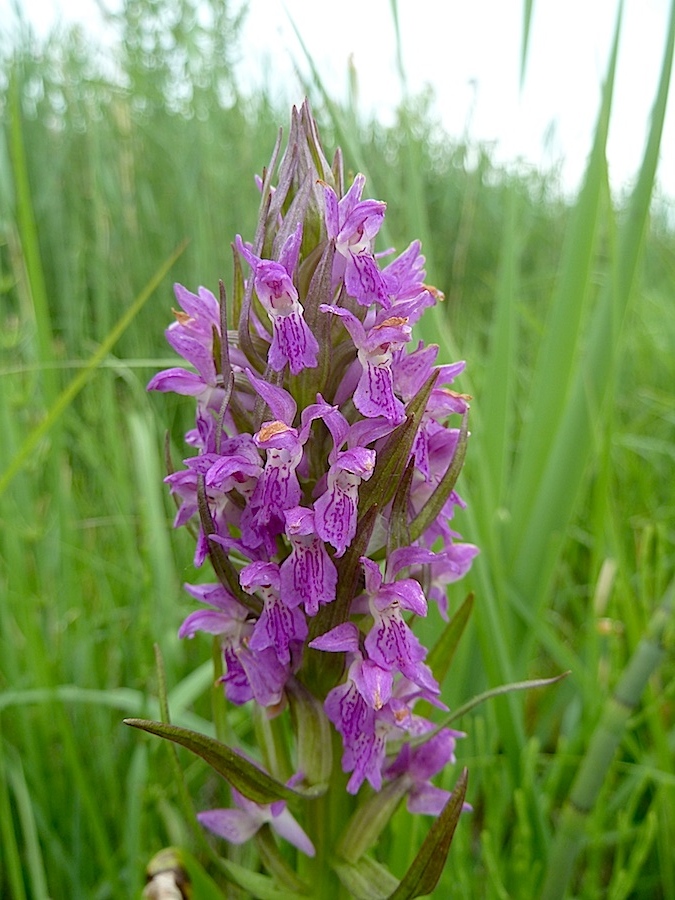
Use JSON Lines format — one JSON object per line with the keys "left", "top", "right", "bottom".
{"left": 507, "top": 7, "right": 619, "bottom": 562}
{"left": 510, "top": 0, "right": 675, "bottom": 614}
{"left": 8, "top": 64, "right": 54, "bottom": 389}
{"left": 541, "top": 580, "right": 674, "bottom": 899}
{"left": 0, "top": 240, "right": 186, "bottom": 499}
{"left": 8, "top": 758, "right": 49, "bottom": 900}
{"left": 0, "top": 742, "right": 28, "bottom": 900}
{"left": 520, "top": 0, "right": 535, "bottom": 88}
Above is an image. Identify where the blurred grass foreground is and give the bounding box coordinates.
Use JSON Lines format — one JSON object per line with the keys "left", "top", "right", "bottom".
{"left": 1, "top": 0, "right": 675, "bottom": 897}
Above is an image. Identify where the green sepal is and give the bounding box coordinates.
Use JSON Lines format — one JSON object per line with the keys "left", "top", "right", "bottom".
{"left": 358, "top": 370, "right": 439, "bottom": 518}
{"left": 388, "top": 768, "right": 468, "bottom": 899}
{"left": 296, "top": 239, "right": 335, "bottom": 411}
{"left": 234, "top": 236, "right": 266, "bottom": 373}
{"left": 197, "top": 477, "right": 261, "bottom": 615}
{"left": 387, "top": 457, "right": 415, "bottom": 557}
{"left": 123, "top": 717, "right": 299, "bottom": 805}
{"left": 337, "top": 778, "right": 409, "bottom": 863}
{"left": 409, "top": 409, "right": 469, "bottom": 542}
{"left": 287, "top": 677, "right": 332, "bottom": 788}
{"left": 333, "top": 855, "right": 400, "bottom": 900}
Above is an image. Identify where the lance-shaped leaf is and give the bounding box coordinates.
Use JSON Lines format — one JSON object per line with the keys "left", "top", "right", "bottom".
{"left": 387, "top": 457, "right": 415, "bottom": 558}
{"left": 358, "top": 370, "right": 439, "bottom": 515}
{"left": 333, "top": 856, "right": 400, "bottom": 900}
{"left": 414, "top": 593, "right": 475, "bottom": 720}
{"left": 123, "top": 718, "right": 297, "bottom": 806}
{"left": 337, "top": 777, "right": 409, "bottom": 863}
{"left": 234, "top": 236, "right": 266, "bottom": 372}
{"left": 297, "top": 240, "right": 335, "bottom": 410}
{"left": 409, "top": 409, "right": 469, "bottom": 542}
{"left": 388, "top": 768, "right": 468, "bottom": 900}
{"left": 287, "top": 678, "right": 332, "bottom": 788}
{"left": 427, "top": 592, "right": 475, "bottom": 686}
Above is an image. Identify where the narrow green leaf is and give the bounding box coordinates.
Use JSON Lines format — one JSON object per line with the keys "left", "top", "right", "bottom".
{"left": 387, "top": 457, "right": 415, "bottom": 556}
{"left": 541, "top": 580, "right": 674, "bottom": 900}
{"left": 9, "top": 66, "right": 54, "bottom": 394}
{"left": 337, "top": 778, "right": 409, "bottom": 864}
{"left": 287, "top": 678, "right": 332, "bottom": 788}
{"left": 6, "top": 754, "right": 49, "bottom": 900}
{"left": 0, "top": 745, "right": 28, "bottom": 900}
{"left": 439, "top": 671, "right": 570, "bottom": 731}
{"left": 507, "top": 9, "right": 621, "bottom": 554}
{"left": 388, "top": 768, "right": 469, "bottom": 899}
{"left": 123, "top": 718, "right": 297, "bottom": 805}
{"left": 512, "top": 0, "right": 674, "bottom": 627}
{"left": 427, "top": 592, "right": 475, "bottom": 686}
{"left": 359, "top": 370, "right": 438, "bottom": 515}
{"left": 520, "top": 0, "right": 535, "bottom": 88}
{"left": 333, "top": 855, "right": 400, "bottom": 900}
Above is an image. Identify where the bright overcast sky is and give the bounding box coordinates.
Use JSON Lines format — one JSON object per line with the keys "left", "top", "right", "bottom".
{"left": 3, "top": 0, "right": 675, "bottom": 197}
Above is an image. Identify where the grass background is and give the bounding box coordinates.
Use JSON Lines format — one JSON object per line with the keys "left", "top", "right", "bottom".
{"left": 1, "top": 0, "right": 674, "bottom": 896}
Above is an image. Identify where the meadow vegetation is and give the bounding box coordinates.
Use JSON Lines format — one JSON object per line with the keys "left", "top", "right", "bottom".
{"left": 1, "top": 1, "right": 674, "bottom": 896}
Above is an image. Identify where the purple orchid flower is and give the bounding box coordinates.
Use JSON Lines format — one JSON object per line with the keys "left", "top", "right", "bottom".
{"left": 236, "top": 227, "right": 319, "bottom": 374}
{"left": 321, "top": 303, "right": 411, "bottom": 424}
{"left": 240, "top": 561, "right": 308, "bottom": 669}
{"left": 324, "top": 174, "right": 389, "bottom": 308}
{"left": 314, "top": 446, "right": 375, "bottom": 557}
{"left": 146, "top": 103, "right": 479, "bottom": 872}
{"left": 279, "top": 506, "right": 337, "bottom": 615}
{"left": 199, "top": 783, "right": 315, "bottom": 857}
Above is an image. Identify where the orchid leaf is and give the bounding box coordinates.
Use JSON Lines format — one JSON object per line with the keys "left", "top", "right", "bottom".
{"left": 388, "top": 768, "right": 468, "bottom": 899}
{"left": 427, "top": 592, "right": 475, "bottom": 687}
{"left": 337, "top": 779, "right": 409, "bottom": 864}
{"left": 123, "top": 718, "right": 297, "bottom": 805}
{"left": 287, "top": 678, "right": 332, "bottom": 788}
{"left": 333, "top": 855, "right": 400, "bottom": 899}
{"left": 221, "top": 856, "right": 307, "bottom": 900}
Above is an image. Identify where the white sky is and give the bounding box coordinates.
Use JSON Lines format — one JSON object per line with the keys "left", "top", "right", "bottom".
{"left": 3, "top": 0, "right": 674, "bottom": 197}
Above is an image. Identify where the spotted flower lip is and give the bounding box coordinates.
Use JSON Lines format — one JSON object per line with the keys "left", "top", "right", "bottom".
{"left": 236, "top": 229, "right": 319, "bottom": 374}
{"left": 323, "top": 174, "right": 390, "bottom": 308}
{"left": 280, "top": 506, "right": 337, "bottom": 615}
{"left": 147, "top": 101, "right": 477, "bottom": 854}
{"left": 320, "top": 304, "right": 410, "bottom": 424}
